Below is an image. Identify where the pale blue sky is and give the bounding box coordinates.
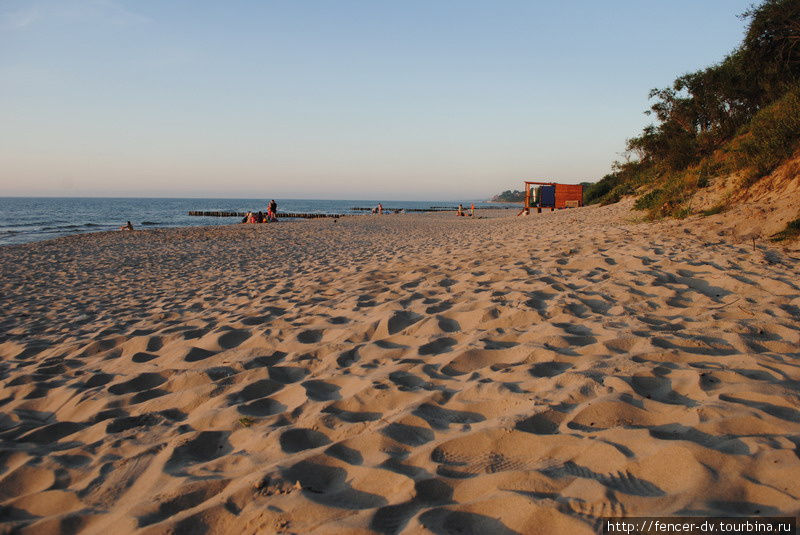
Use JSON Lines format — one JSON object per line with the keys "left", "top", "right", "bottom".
{"left": 1, "top": 0, "right": 753, "bottom": 199}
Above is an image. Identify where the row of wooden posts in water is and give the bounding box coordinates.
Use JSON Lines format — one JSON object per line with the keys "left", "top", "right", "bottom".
{"left": 187, "top": 211, "right": 340, "bottom": 219}
{"left": 188, "top": 206, "right": 513, "bottom": 219}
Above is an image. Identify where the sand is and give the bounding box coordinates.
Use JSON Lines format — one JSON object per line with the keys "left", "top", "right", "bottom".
{"left": 1, "top": 201, "right": 799, "bottom": 534}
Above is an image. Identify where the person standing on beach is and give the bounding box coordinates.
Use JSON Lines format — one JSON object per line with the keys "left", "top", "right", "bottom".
{"left": 470, "top": 203, "right": 475, "bottom": 217}
{"left": 378, "top": 203, "right": 383, "bottom": 215}
{"left": 268, "top": 200, "right": 277, "bottom": 222}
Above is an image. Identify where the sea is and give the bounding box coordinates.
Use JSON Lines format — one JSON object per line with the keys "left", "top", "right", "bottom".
{"left": 0, "top": 197, "right": 512, "bottom": 246}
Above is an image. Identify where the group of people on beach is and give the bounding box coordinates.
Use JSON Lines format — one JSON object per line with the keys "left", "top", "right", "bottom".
{"left": 371, "top": 203, "right": 408, "bottom": 215}
{"left": 456, "top": 203, "right": 475, "bottom": 217}
{"left": 243, "top": 199, "right": 278, "bottom": 224}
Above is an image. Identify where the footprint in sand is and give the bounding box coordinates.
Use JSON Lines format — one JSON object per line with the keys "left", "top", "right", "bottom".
{"left": 301, "top": 380, "right": 341, "bottom": 401}
{"left": 626, "top": 375, "right": 697, "bottom": 406}
{"left": 243, "top": 351, "right": 288, "bottom": 369}
{"left": 217, "top": 329, "right": 251, "bottom": 349}
{"left": 322, "top": 405, "right": 382, "bottom": 423}
{"left": 425, "top": 300, "right": 453, "bottom": 314}
{"left": 137, "top": 479, "right": 229, "bottom": 528}
{"left": 227, "top": 379, "right": 283, "bottom": 403}
{"left": 131, "top": 352, "right": 158, "bottom": 363}
{"left": 381, "top": 422, "right": 434, "bottom": 446}
{"left": 515, "top": 409, "right": 568, "bottom": 435}
{"left": 241, "top": 315, "right": 270, "bottom": 326}
{"left": 279, "top": 428, "right": 331, "bottom": 453}
{"left": 529, "top": 362, "right": 572, "bottom": 378}
{"left": 388, "top": 371, "right": 430, "bottom": 391}
{"left": 183, "top": 347, "right": 217, "bottom": 363}
{"left": 108, "top": 372, "right": 166, "bottom": 395}
{"left": 337, "top": 346, "right": 361, "bottom": 368}
{"left": 325, "top": 443, "right": 363, "bottom": 465}
{"left": 268, "top": 366, "right": 309, "bottom": 384}
{"left": 281, "top": 460, "right": 385, "bottom": 509}
{"left": 412, "top": 403, "right": 485, "bottom": 430}
{"left": 297, "top": 329, "right": 323, "bottom": 344}
{"left": 419, "top": 337, "right": 456, "bottom": 356}
{"left": 418, "top": 509, "right": 517, "bottom": 535}
{"left": 437, "top": 316, "right": 460, "bottom": 333}
{"left": 145, "top": 336, "right": 163, "bottom": 352}
{"left": 83, "top": 372, "right": 113, "bottom": 388}
{"left": 165, "top": 431, "right": 231, "bottom": 475}
{"left": 18, "top": 421, "right": 86, "bottom": 444}
{"left": 237, "top": 398, "right": 285, "bottom": 417}
{"left": 370, "top": 478, "right": 455, "bottom": 534}
{"left": 387, "top": 310, "right": 423, "bottom": 335}
{"left": 106, "top": 413, "right": 161, "bottom": 433}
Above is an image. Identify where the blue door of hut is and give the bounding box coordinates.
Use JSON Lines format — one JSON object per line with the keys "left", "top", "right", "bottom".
{"left": 540, "top": 185, "right": 555, "bottom": 207}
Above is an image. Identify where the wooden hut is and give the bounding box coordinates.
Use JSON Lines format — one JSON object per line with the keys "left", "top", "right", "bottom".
{"left": 522, "top": 181, "right": 584, "bottom": 213}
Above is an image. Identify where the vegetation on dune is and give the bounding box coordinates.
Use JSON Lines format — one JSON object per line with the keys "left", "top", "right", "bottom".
{"left": 770, "top": 215, "right": 800, "bottom": 241}
{"left": 589, "top": 0, "right": 800, "bottom": 219}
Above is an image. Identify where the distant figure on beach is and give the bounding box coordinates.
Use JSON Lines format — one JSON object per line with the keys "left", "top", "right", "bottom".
{"left": 246, "top": 212, "right": 257, "bottom": 224}
{"left": 256, "top": 211, "right": 265, "bottom": 223}
{"left": 378, "top": 203, "right": 383, "bottom": 215}
{"left": 470, "top": 203, "right": 475, "bottom": 217}
{"left": 457, "top": 204, "right": 464, "bottom": 216}
{"left": 268, "top": 200, "right": 277, "bottom": 222}
{"left": 120, "top": 221, "right": 134, "bottom": 231}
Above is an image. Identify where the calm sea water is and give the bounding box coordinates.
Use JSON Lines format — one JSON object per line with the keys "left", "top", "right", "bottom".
{"left": 0, "top": 197, "right": 511, "bottom": 246}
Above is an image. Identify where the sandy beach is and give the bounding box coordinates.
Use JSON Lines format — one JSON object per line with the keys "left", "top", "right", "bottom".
{"left": 1, "top": 202, "right": 799, "bottom": 534}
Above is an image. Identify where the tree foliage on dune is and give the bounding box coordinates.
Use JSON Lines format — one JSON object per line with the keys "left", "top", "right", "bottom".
{"left": 492, "top": 190, "right": 526, "bottom": 202}
{"left": 587, "top": 0, "right": 800, "bottom": 216}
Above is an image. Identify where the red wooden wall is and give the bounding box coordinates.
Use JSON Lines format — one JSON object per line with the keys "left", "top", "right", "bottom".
{"left": 554, "top": 184, "right": 584, "bottom": 209}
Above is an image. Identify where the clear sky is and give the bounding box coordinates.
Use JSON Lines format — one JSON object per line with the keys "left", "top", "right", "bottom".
{"left": 1, "top": 0, "right": 754, "bottom": 200}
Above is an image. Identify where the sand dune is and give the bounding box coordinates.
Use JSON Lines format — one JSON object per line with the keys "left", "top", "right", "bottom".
{"left": 1, "top": 201, "right": 799, "bottom": 534}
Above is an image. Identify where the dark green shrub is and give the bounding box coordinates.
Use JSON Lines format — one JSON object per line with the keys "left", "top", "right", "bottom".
{"left": 584, "top": 174, "right": 619, "bottom": 205}
{"left": 737, "top": 87, "right": 800, "bottom": 178}
{"left": 634, "top": 189, "right": 663, "bottom": 210}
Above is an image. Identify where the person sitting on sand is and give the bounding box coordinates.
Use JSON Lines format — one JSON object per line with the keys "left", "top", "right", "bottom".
{"left": 256, "top": 211, "right": 265, "bottom": 224}
{"left": 457, "top": 204, "right": 464, "bottom": 216}
{"left": 247, "top": 212, "right": 257, "bottom": 224}
{"left": 120, "top": 221, "right": 134, "bottom": 231}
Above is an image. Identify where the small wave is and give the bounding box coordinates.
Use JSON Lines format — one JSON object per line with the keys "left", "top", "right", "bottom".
{"left": 39, "top": 223, "right": 103, "bottom": 231}
{"left": 140, "top": 221, "right": 160, "bottom": 226}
